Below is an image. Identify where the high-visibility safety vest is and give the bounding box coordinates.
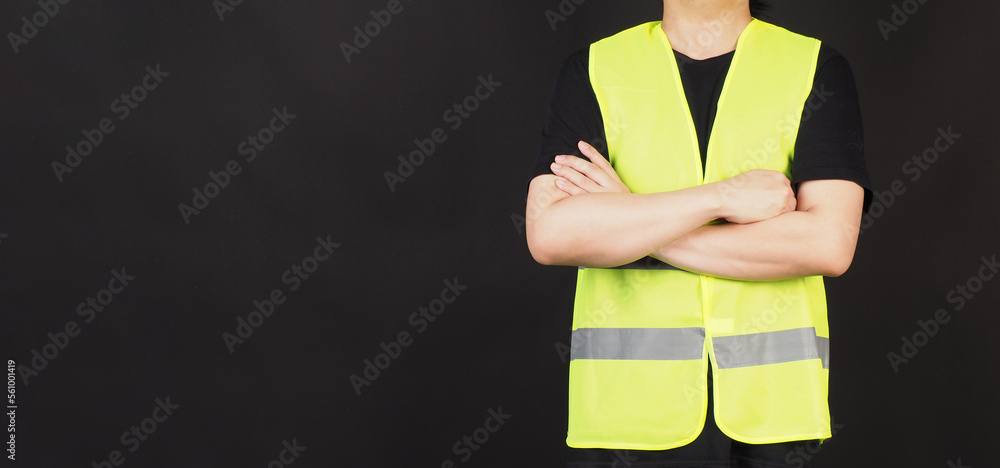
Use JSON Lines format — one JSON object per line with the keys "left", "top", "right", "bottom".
{"left": 568, "top": 20, "right": 829, "bottom": 450}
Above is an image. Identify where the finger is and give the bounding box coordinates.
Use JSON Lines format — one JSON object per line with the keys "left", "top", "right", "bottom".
{"left": 555, "top": 155, "right": 614, "bottom": 189}
{"left": 551, "top": 162, "right": 603, "bottom": 193}
{"left": 577, "top": 141, "right": 623, "bottom": 184}
{"left": 554, "top": 177, "right": 588, "bottom": 196}
{"left": 577, "top": 141, "right": 609, "bottom": 169}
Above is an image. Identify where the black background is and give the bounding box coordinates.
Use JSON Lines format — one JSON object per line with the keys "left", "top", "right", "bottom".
{"left": 2, "top": 0, "right": 998, "bottom": 466}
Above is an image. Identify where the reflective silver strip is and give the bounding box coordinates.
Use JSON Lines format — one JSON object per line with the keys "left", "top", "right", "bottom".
{"left": 713, "top": 327, "right": 829, "bottom": 369}
{"left": 570, "top": 328, "right": 705, "bottom": 361}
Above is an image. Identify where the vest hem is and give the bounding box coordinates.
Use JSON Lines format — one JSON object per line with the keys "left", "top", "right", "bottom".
{"left": 566, "top": 432, "right": 702, "bottom": 451}
{"left": 713, "top": 424, "right": 833, "bottom": 445}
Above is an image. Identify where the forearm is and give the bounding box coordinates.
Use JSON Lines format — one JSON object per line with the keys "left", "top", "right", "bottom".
{"left": 654, "top": 181, "right": 864, "bottom": 281}
{"left": 526, "top": 175, "right": 723, "bottom": 267}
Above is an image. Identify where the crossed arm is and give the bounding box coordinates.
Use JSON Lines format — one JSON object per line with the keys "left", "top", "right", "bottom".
{"left": 525, "top": 141, "right": 865, "bottom": 281}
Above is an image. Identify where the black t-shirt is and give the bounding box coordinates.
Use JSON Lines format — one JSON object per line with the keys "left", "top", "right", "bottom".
{"left": 532, "top": 43, "right": 873, "bottom": 211}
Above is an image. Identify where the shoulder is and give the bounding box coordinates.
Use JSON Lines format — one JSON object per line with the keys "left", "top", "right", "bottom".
{"left": 757, "top": 22, "right": 854, "bottom": 76}
{"left": 810, "top": 43, "right": 860, "bottom": 95}
{"left": 751, "top": 20, "right": 821, "bottom": 45}
{"left": 551, "top": 47, "right": 591, "bottom": 90}
{"left": 754, "top": 23, "right": 857, "bottom": 83}
{"left": 815, "top": 44, "right": 855, "bottom": 77}
{"left": 591, "top": 21, "right": 663, "bottom": 52}
{"left": 564, "top": 47, "right": 589, "bottom": 71}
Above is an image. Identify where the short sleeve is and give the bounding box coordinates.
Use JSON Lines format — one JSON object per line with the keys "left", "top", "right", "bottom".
{"left": 530, "top": 47, "right": 608, "bottom": 182}
{"left": 791, "top": 45, "right": 873, "bottom": 212}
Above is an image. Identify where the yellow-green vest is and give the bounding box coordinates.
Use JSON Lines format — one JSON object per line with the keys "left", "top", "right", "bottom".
{"left": 568, "top": 19, "right": 829, "bottom": 450}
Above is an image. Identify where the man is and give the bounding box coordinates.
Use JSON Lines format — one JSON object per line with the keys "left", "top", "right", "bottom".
{"left": 525, "top": 0, "right": 871, "bottom": 466}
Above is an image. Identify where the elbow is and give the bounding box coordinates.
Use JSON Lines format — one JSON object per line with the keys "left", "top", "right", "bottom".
{"left": 529, "top": 246, "right": 559, "bottom": 266}
{"left": 526, "top": 231, "right": 553, "bottom": 265}
{"left": 820, "top": 257, "right": 852, "bottom": 277}
{"left": 526, "top": 217, "right": 577, "bottom": 266}
{"left": 804, "top": 217, "right": 860, "bottom": 277}
{"left": 817, "top": 245, "right": 857, "bottom": 278}
{"left": 525, "top": 217, "right": 554, "bottom": 265}
{"left": 526, "top": 228, "right": 562, "bottom": 266}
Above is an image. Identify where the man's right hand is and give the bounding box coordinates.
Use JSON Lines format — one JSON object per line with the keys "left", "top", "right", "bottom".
{"left": 712, "top": 169, "right": 796, "bottom": 225}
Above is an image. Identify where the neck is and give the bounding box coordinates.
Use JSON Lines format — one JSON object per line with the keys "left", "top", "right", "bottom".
{"left": 661, "top": 0, "right": 753, "bottom": 59}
